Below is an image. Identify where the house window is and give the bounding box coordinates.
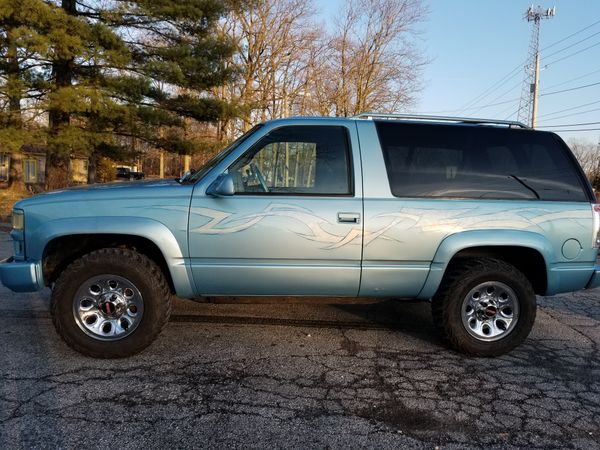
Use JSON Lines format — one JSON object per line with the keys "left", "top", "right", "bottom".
{"left": 0, "top": 153, "right": 9, "bottom": 182}
{"left": 23, "top": 158, "right": 39, "bottom": 183}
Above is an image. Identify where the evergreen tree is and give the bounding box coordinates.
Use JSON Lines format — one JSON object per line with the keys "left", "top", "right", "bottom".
{"left": 44, "top": 0, "right": 133, "bottom": 187}
{"left": 1, "top": 0, "right": 238, "bottom": 189}
{"left": 0, "top": 0, "right": 57, "bottom": 187}
{"left": 109, "top": 0, "right": 238, "bottom": 156}
{"left": 56, "top": 0, "right": 238, "bottom": 178}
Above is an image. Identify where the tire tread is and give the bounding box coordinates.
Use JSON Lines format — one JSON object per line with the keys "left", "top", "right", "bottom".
{"left": 51, "top": 248, "right": 171, "bottom": 358}
{"left": 432, "top": 257, "right": 536, "bottom": 357}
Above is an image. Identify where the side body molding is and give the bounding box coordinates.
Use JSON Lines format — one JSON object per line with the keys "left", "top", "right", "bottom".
{"left": 417, "top": 230, "right": 554, "bottom": 299}
{"left": 30, "top": 217, "right": 195, "bottom": 298}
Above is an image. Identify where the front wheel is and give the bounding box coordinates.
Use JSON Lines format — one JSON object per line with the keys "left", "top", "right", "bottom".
{"left": 51, "top": 248, "right": 172, "bottom": 358}
{"left": 432, "top": 258, "right": 536, "bottom": 356}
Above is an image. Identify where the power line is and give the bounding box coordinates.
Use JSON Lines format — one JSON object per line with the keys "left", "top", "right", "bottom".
{"left": 538, "top": 106, "right": 600, "bottom": 122}
{"left": 418, "top": 91, "right": 522, "bottom": 116}
{"left": 468, "top": 79, "right": 523, "bottom": 115}
{"left": 480, "top": 19, "right": 600, "bottom": 120}
{"left": 428, "top": 85, "right": 599, "bottom": 119}
{"left": 457, "top": 64, "right": 524, "bottom": 114}
{"left": 537, "top": 99, "right": 600, "bottom": 119}
{"left": 468, "top": 97, "right": 521, "bottom": 109}
{"left": 504, "top": 109, "right": 519, "bottom": 121}
{"left": 423, "top": 20, "right": 600, "bottom": 122}
{"left": 497, "top": 101, "right": 521, "bottom": 122}
{"left": 543, "top": 127, "right": 600, "bottom": 132}
{"left": 544, "top": 40, "right": 600, "bottom": 67}
{"left": 542, "top": 29, "right": 600, "bottom": 59}
{"left": 540, "top": 81, "right": 600, "bottom": 96}
{"left": 541, "top": 18, "right": 600, "bottom": 51}
{"left": 495, "top": 99, "right": 521, "bottom": 118}
{"left": 539, "top": 121, "right": 600, "bottom": 128}
{"left": 542, "top": 68, "right": 600, "bottom": 91}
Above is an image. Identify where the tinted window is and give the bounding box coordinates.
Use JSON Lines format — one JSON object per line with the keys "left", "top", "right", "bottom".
{"left": 229, "top": 126, "right": 352, "bottom": 195}
{"left": 376, "top": 122, "right": 588, "bottom": 201}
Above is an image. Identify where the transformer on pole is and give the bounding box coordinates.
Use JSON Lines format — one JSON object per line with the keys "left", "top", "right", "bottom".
{"left": 517, "top": 5, "right": 556, "bottom": 128}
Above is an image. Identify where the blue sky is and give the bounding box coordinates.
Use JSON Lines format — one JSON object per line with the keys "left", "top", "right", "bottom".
{"left": 316, "top": 0, "right": 600, "bottom": 144}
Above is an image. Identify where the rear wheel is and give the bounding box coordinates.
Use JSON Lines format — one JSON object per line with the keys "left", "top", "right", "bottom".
{"left": 432, "top": 258, "right": 536, "bottom": 356}
{"left": 51, "top": 248, "right": 171, "bottom": 358}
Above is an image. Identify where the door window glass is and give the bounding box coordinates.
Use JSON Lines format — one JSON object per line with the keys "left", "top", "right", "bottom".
{"left": 229, "top": 126, "right": 352, "bottom": 195}
{"left": 376, "top": 122, "right": 588, "bottom": 201}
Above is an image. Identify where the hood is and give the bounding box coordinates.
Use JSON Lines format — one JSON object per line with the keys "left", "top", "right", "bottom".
{"left": 14, "top": 178, "right": 193, "bottom": 209}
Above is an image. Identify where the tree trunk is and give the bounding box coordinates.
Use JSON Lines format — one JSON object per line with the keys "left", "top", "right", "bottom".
{"left": 8, "top": 152, "right": 24, "bottom": 191}
{"left": 46, "top": 0, "right": 77, "bottom": 190}
{"left": 4, "top": 23, "right": 25, "bottom": 192}
{"left": 6, "top": 29, "right": 22, "bottom": 129}
{"left": 87, "top": 151, "right": 97, "bottom": 184}
{"left": 45, "top": 153, "right": 69, "bottom": 190}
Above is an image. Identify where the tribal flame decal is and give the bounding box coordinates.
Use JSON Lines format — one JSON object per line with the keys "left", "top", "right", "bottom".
{"left": 189, "top": 204, "right": 398, "bottom": 250}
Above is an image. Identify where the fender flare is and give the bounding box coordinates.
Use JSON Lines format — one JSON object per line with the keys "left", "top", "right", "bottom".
{"left": 28, "top": 216, "right": 195, "bottom": 298}
{"left": 417, "top": 229, "right": 554, "bottom": 299}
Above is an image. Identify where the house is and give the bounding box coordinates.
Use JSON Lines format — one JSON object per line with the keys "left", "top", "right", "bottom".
{"left": 0, "top": 146, "right": 88, "bottom": 189}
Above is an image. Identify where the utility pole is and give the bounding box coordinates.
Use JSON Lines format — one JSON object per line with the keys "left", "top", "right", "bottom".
{"left": 517, "top": 5, "right": 556, "bottom": 128}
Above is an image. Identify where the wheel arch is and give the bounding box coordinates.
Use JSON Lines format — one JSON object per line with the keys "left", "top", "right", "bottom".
{"left": 443, "top": 246, "right": 547, "bottom": 295}
{"left": 43, "top": 234, "right": 174, "bottom": 291}
{"left": 418, "top": 230, "right": 553, "bottom": 299}
{"left": 34, "top": 217, "right": 195, "bottom": 298}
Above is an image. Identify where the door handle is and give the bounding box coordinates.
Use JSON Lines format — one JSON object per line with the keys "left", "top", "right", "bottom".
{"left": 337, "top": 212, "right": 360, "bottom": 224}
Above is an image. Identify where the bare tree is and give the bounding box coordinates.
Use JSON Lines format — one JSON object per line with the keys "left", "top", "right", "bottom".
{"left": 217, "top": 0, "right": 428, "bottom": 133}
{"left": 569, "top": 139, "right": 599, "bottom": 186}
{"left": 217, "top": 0, "right": 317, "bottom": 136}
{"left": 316, "top": 0, "right": 428, "bottom": 116}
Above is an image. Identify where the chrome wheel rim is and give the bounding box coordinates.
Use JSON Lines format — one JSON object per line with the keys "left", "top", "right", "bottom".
{"left": 461, "top": 281, "right": 519, "bottom": 342}
{"left": 72, "top": 274, "right": 144, "bottom": 341}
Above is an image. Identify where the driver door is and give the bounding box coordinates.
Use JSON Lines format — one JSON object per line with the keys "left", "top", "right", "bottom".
{"left": 187, "top": 124, "right": 363, "bottom": 296}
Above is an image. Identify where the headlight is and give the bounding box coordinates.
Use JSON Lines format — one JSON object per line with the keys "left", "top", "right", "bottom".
{"left": 11, "top": 209, "right": 24, "bottom": 231}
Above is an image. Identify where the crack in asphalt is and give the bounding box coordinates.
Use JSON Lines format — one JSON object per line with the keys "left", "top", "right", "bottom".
{"left": 0, "top": 293, "right": 599, "bottom": 448}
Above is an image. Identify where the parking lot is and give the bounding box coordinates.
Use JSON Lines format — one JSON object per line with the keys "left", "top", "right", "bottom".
{"left": 0, "top": 231, "right": 599, "bottom": 449}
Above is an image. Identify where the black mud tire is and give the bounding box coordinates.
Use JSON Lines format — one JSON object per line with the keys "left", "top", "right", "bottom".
{"left": 51, "top": 248, "right": 172, "bottom": 358}
{"left": 431, "top": 257, "right": 536, "bottom": 357}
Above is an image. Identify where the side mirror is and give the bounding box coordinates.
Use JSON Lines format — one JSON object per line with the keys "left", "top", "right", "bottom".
{"left": 206, "top": 173, "right": 235, "bottom": 197}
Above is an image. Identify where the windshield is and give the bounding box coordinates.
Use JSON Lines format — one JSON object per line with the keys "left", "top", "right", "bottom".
{"left": 185, "top": 124, "right": 264, "bottom": 183}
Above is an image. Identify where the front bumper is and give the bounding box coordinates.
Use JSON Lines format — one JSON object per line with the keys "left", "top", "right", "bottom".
{"left": 0, "top": 257, "right": 44, "bottom": 292}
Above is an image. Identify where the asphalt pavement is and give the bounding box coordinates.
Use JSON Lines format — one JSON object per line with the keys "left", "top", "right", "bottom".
{"left": 0, "top": 232, "right": 599, "bottom": 449}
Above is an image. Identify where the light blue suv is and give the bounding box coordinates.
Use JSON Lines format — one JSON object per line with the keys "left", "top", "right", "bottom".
{"left": 2, "top": 114, "right": 599, "bottom": 358}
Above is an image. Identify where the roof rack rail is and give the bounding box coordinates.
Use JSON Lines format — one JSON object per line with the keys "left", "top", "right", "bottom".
{"left": 353, "top": 113, "right": 529, "bottom": 129}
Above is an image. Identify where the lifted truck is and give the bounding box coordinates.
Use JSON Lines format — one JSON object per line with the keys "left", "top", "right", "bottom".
{"left": 2, "top": 114, "right": 599, "bottom": 358}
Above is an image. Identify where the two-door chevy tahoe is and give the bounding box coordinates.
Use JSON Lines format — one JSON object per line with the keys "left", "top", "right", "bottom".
{"left": 2, "top": 114, "right": 600, "bottom": 358}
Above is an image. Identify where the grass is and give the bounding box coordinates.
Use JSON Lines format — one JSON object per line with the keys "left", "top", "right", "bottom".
{"left": 0, "top": 188, "right": 31, "bottom": 223}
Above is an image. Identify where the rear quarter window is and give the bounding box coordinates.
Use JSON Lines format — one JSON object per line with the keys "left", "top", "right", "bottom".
{"left": 375, "top": 122, "right": 589, "bottom": 202}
